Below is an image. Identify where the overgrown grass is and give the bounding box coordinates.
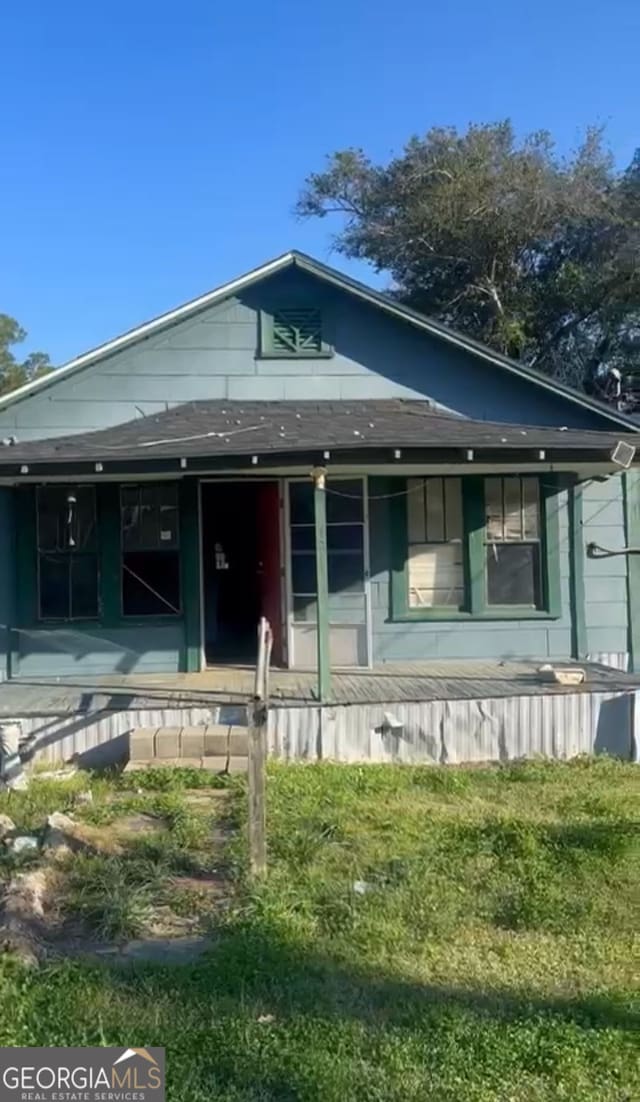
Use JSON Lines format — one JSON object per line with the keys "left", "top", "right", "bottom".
{"left": 0, "top": 757, "right": 638, "bottom": 1101}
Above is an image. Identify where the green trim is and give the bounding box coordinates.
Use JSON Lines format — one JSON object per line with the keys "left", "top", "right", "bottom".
{"left": 314, "top": 477, "right": 331, "bottom": 702}
{"left": 541, "top": 475, "right": 562, "bottom": 619}
{"left": 568, "top": 481, "right": 586, "bottom": 659}
{"left": 179, "top": 479, "right": 202, "bottom": 673}
{"left": 15, "top": 487, "right": 37, "bottom": 627}
{"left": 391, "top": 474, "right": 562, "bottom": 622}
{"left": 623, "top": 470, "right": 640, "bottom": 673}
{"left": 98, "top": 483, "right": 121, "bottom": 627}
{"left": 389, "top": 485, "right": 408, "bottom": 620}
{"left": 464, "top": 476, "right": 486, "bottom": 614}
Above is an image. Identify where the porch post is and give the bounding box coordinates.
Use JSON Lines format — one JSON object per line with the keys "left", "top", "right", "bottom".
{"left": 180, "top": 479, "right": 202, "bottom": 673}
{"left": 623, "top": 470, "right": 640, "bottom": 673}
{"left": 312, "top": 467, "right": 331, "bottom": 702}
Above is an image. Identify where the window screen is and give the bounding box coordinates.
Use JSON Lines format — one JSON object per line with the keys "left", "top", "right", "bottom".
{"left": 485, "top": 477, "right": 542, "bottom": 606}
{"left": 37, "top": 486, "right": 98, "bottom": 619}
{"left": 121, "top": 484, "right": 181, "bottom": 616}
{"left": 406, "top": 477, "right": 464, "bottom": 608}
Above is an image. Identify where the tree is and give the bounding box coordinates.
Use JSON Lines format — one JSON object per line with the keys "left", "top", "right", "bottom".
{"left": 0, "top": 314, "right": 52, "bottom": 397}
{"left": 297, "top": 122, "right": 640, "bottom": 403}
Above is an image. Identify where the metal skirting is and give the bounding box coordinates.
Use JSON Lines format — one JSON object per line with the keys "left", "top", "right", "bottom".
{"left": 587, "top": 651, "right": 630, "bottom": 672}
{"left": 7, "top": 690, "right": 640, "bottom": 767}
{"left": 268, "top": 690, "right": 639, "bottom": 764}
{"left": 16, "top": 707, "right": 216, "bottom": 767}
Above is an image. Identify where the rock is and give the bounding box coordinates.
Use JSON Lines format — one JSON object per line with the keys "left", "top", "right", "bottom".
{"left": 8, "top": 836, "right": 39, "bottom": 854}
{"left": 352, "top": 880, "right": 372, "bottom": 895}
{"left": 76, "top": 790, "right": 93, "bottom": 805}
{"left": 42, "top": 811, "right": 77, "bottom": 858}
{"left": 47, "top": 811, "right": 76, "bottom": 830}
{"left": 0, "top": 814, "right": 15, "bottom": 840}
{"left": 0, "top": 869, "right": 49, "bottom": 967}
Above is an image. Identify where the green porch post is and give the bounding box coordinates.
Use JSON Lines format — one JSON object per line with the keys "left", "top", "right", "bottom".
{"left": 623, "top": 470, "right": 640, "bottom": 673}
{"left": 180, "top": 479, "right": 202, "bottom": 673}
{"left": 312, "top": 467, "right": 331, "bottom": 702}
{"left": 568, "top": 481, "right": 587, "bottom": 660}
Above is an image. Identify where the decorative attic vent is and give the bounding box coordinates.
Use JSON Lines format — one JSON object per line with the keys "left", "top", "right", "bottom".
{"left": 272, "top": 308, "right": 323, "bottom": 354}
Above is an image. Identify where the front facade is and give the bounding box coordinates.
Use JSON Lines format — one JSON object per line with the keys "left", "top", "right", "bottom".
{"left": 0, "top": 252, "right": 638, "bottom": 682}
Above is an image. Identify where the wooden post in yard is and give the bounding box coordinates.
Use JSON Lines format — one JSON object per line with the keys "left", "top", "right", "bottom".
{"left": 312, "top": 466, "right": 331, "bottom": 703}
{"left": 248, "top": 617, "right": 270, "bottom": 877}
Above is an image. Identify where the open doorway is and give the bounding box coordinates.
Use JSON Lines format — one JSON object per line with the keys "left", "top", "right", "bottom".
{"left": 200, "top": 481, "right": 282, "bottom": 665}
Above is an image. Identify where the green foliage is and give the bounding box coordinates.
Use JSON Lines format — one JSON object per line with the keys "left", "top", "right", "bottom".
{"left": 0, "top": 313, "right": 52, "bottom": 397}
{"left": 62, "top": 853, "right": 158, "bottom": 941}
{"left": 298, "top": 122, "right": 640, "bottom": 396}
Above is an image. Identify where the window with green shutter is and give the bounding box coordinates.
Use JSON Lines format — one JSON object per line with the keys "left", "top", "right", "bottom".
{"left": 260, "top": 307, "right": 333, "bottom": 358}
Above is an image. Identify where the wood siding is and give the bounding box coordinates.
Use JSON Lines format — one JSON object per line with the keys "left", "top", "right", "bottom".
{"left": 0, "top": 268, "right": 618, "bottom": 442}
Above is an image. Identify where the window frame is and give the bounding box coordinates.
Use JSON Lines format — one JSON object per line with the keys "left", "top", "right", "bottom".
{"left": 35, "top": 485, "right": 100, "bottom": 623}
{"left": 258, "top": 306, "right": 334, "bottom": 359}
{"left": 119, "top": 483, "right": 182, "bottom": 619}
{"left": 390, "top": 474, "right": 561, "bottom": 622}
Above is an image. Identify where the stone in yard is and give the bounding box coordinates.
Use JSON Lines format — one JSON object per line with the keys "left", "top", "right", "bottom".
{"left": 42, "top": 811, "right": 77, "bottom": 857}
{"left": 0, "top": 813, "right": 15, "bottom": 840}
{"left": 76, "top": 791, "right": 93, "bottom": 805}
{"left": 8, "top": 836, "right": 39, "bottom": 854}
{"left": 0, "top": 868, "right": 49, "bottom": 967}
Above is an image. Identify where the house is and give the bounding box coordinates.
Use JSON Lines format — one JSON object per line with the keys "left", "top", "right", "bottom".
{"left": 0, "top": 251, "right": 638, "bottom": 765}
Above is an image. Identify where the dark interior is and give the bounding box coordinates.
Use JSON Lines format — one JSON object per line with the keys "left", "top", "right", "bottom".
{"left": 201, "top": 481, "right": 280, "bottom": 664}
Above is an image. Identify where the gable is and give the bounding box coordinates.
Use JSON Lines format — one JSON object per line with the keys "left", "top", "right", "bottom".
{"left": 0, "top": 259, "right": 631, "bottom": 441}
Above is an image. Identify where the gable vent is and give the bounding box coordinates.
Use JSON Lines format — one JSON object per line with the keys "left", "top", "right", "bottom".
{"left": 272, "top": 308, "right": 322, "bottom": 354}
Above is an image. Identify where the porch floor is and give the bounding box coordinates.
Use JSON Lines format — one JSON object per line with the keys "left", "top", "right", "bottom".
{"left": 1, "top": 659, "right": 638, "bottom": 717}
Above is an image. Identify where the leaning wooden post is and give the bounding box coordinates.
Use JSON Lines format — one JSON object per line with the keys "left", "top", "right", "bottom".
{"left": 248, "top": 617, "right": 269, "bottom": 878}
{"left": 312, "top": 466, "right": 331, "bottom": 703}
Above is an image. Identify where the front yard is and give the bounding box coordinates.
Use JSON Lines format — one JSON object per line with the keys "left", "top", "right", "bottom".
{"left": 0, "top": 757, "right": 638, "bottom": 1101}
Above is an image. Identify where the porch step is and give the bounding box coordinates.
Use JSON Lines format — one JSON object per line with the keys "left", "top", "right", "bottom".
{"left": 126, "top": 725, "right": 248, "bottom": 772}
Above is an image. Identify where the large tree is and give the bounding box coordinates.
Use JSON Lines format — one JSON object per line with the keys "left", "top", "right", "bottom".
{"left": 297, "top": 122, "right": 640, "bottom": 402}
{"left": 0, "top": 314, "right": 52, "bottom": 397}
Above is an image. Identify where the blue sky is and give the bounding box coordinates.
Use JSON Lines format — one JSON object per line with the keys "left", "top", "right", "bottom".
{"left": 1, "top": 0, "right": 638, "bottom": 364}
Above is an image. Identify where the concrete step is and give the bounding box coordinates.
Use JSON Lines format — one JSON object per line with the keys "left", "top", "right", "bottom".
{"left": 128, "top": 725, "right": 249, "bottom": 770}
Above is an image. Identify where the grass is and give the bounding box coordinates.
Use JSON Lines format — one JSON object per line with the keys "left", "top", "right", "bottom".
{"left": 0, "top": 757, "right": 638, "bottom": 1100}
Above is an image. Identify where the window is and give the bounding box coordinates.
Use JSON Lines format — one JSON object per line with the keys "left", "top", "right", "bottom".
{"left": 261, "top": 307, "right": 332, "bottom": 358}
{"left": 37, "top": 486, "right": 98, "bottom": 619}
{"left": 485, "top": 476, "right": 541, "bottom": 606}
{"left": 406, "top": 478, "right": 464, "bottom": 607}
{"left": 289, "top": 479, "right": 365, "bottom": 621}
{"left": 121, "top": 484, "right": 181, "bottom": 616}
{"left": 392, "top": 475, "right": 559, "bottom": 620}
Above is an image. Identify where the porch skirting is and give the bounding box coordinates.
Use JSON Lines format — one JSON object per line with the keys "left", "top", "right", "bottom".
{"left": 11, "top": 688, "right": 640, "bottom": 768}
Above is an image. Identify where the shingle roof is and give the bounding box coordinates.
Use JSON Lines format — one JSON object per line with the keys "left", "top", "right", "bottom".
{"left": 0, "top": 401, "right": 635, "bottom": 473}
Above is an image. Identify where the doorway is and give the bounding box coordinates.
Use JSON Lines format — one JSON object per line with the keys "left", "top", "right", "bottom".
{"left": 200, "top": 481, "right": 282, "bottom": 665}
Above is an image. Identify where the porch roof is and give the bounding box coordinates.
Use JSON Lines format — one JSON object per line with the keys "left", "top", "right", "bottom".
{"left": 0, "top": 399, "right": 637, "bottom": 476}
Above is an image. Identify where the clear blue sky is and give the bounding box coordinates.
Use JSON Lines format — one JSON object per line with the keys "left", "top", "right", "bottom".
{"left": 1, "top": 0, "right": 638, "bottom": 364}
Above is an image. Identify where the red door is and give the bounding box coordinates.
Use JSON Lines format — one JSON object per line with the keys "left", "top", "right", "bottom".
{"left": 256, "top": 482, "right": 283, "bottom": 665}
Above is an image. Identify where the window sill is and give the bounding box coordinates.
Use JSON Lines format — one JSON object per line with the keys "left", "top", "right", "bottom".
{"left": 392, "top": 609, "right": 560, "bottom": 623}
{"left": 29, "top": 616, "right": 183, "bottom": 630}
{"left": 256, "top": 350, "right": 334, "bottom": 360}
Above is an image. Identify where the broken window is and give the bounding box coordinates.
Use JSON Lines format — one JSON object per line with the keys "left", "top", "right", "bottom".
{"left": 37, "top": 486, "right": 99, "bottom": 619}
{"left": 120, "top": 484, "right": 181, "bottom": 616}
{"left": 406, "top": 477, "right": 464, "bottom": 608}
